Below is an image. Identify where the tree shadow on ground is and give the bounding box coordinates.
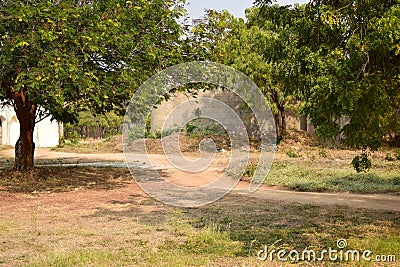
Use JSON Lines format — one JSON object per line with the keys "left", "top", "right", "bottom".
{"left": 83, "top": 190, "right": 400, "bottom": 258}
{"left": 86, "top": 196, "right": 169, "bottom": 225}
{"left": 0, "top": 167, "right": 133, "bottom": 193}
{"left": 180, "top": 195, "right": 400, "bottom": 256}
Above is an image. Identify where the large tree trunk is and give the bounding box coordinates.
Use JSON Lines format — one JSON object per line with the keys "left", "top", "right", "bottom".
{"left": 12, "top": 90, "right": 36, "bottom": 171}
{"left": 14, "top": 133, "right": 35, "bottom": 171}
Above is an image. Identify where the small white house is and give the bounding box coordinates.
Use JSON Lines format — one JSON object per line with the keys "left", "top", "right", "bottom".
{"left": 0, "top": 105, "right": 60, "bottom": 147}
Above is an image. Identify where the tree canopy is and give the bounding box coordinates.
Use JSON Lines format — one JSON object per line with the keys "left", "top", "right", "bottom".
{"left": 189, "top": 0, "right": 400, "bottom": 170}
{"left": 0, "top": 0, "right": 185, "bottom": 170}
{"left": 1, "top": 0, "right": 399, "bottom": 172}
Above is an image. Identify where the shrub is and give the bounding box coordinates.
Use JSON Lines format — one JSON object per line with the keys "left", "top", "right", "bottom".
{"left": 395, "top": 149, "right": 400, "bottom": 160}
{"left": 385, "top": 153, "right": 395, "bottom": 161}
{"left": 351, "top": 151, "right": 372, "bottom": 173}
{"left": 286, "top": 148, "right": 302, "bottom": 158}
{"left": 319, "top": 149, "right": 328, "bottom": 158}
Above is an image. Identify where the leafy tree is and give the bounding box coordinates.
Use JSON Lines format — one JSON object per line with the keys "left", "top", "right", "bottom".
{"left": 256, "top": 0, "right": 400, "bottom": 170}
{"left": 300, "top": 0, "right": 400, "bottom": 151}
{"left": 190, "top": 7, "right": 307, "bottom": 141}
{"left": 64, "top": 111, "right": 123, "bottom": 140}
{"left": 0, "top": 0, "right": 185, "bottom": 170}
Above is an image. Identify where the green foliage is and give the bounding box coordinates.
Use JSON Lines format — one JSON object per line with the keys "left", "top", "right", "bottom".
{"left": 0, "top": 0, "right": 186, "bottom": 169}
{"left": 304, "top": 1, "right": 399, "bottom": 151}
{"left": 395, "top": 149, "right": 400, "bottom": 160}
{"left": 384, "top": 149, "right": 400, "bottom": 161}
{"left": 243, "top": 162, "right": 257, "bottom": 178}
{"left": 351, "top": 151, "right": 372, "bottom": 173}
{"left": 385, "top": 153, "right": 396, "bottom": 162}
{"left": 286, "top": 148, "right": 302, "bottom": 158}
{"left": 319, "top": 149, "right": 328, "bottom": 158}
{"left": 153, "top": 126, "right": 182, "bottom": 139}
{"left": 190, "top": 8, "right": 297, "bottom": 140}
{"left": 64, "top": 111, "right": 123, "bottom": 139}
{"left": 250, "top": 0, "right": 400, "bottom": 171}
{"left": 204, "top": 125, "right": 223, "bottom": 134}
{"left": 128, "top": 127, "right": 145, "bottom": 142}
{"left": 185, "top": 123, "right": 198, "bottom": 134}
{"left": 0, "top": 0, "right": 185, "bottom": 121}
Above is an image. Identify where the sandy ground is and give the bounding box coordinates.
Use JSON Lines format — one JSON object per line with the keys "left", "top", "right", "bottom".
{"left": 1, "top": 148, "right": 400, "bottom": 212}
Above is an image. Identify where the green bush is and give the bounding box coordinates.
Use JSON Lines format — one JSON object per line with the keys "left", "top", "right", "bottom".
{"left": 185, "top": 123, "right": 198, "bottom": 134}
{"left": 128, "top": 128, "right": 145, "bottom": 141}
{"left": 385, "top": 153, "right": 395, "bottom": 161}
{"left": 395, "top": 149, "right": 400, "bottom": 160}
{"left": 286, "top": 148, "right": 302, "bottom": 158}
{"left": 319, "top": 149, "right": 328, "bottom": 158}
{"left": 351, "top": 152, "right": 372, "bottom": 173}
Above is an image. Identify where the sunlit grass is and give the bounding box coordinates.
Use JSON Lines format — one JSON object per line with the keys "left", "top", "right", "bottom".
{"left": 261, "top": 159, "right": 400, "bottom": 193}
{"left": 23, "top": 201, "right": 399, "bottom": 267}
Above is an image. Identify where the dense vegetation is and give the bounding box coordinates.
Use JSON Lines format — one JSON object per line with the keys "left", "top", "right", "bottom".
{"left": 0, "top": 0, "right": 186, "bottom": 170}
{"left": 0, "top": 0, "right": 399, "bottom": 171}
{"left": 190, "top": 0, "right": 400, "bottom": 171}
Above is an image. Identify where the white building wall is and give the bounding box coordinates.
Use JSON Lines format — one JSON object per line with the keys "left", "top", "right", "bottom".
{"left": 0, "top": 115, "right": 6, "bottom": 145}
{"left": 9, "top": 116, "right": 19, "bottom": 146}
{"left": 34, "top": 116, "right": 60, "bottom": 147}
{"left": 0, "top": 105, "right": 59, "bottom": 147}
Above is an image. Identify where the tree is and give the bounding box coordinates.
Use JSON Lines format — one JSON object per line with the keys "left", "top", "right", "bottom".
{"left": 190, "top": 7, "right": 307, "bottom": 141}
{"left": 255, "top": 0, "right": 400, "bottom": 171}
{"left": 0, "top": 0, "right": 185, "bottom": 170}
{"left": 299, "top": 0, "right": 400, "bottom": 151}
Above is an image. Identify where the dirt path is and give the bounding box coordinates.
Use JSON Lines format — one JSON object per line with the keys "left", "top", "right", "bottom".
{"left": 1, "top": 148, "right": 400, "bottom": 212}
{"left": 234, "top": 182, "right": 400, "bottom": 212}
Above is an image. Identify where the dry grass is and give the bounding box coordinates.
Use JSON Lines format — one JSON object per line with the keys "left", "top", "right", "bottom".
{"left": 53, "top": 135, "right": 123, "bottom": 154}
{"left": 0, "top": 167, "right": 132, "bottom": 193}
{"left": 0, "top": 132, "right": 399, "bottom": 265}
{"left": 0, "top": 184, "right": 398, "bottom": 266}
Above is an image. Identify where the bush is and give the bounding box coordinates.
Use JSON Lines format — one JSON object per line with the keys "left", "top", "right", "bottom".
{"left": 351, "top": 151, "right": 372, "bottom": 173}
{"left": 286, "top": 148, "right": 302, "bottom": 158}
{"left": 395, "top": 149, "right": 400, "bottom": 160}
{"left": 385, "top": 153, "right": 395, "bottom": 161}
{"left": 185, "top": 123, "right": 198, "bottom": 134}
{"left": 319, "top": 149, "right": 328, "bottom": 158}
{"left": 128, "top": 128, "right": 145, "bottom": 142}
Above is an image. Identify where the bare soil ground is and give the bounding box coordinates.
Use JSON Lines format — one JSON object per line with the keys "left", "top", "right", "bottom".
{"left": 1, "top": 146, "right": 399, "bottom": 211}
{"left": 0, "top": 171, "right": 398, "bottom": 266}
{"left": 0, "top": 133, "right": 399, "bottom": 266}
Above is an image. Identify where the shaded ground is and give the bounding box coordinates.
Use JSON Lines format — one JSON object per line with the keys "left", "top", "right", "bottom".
{"left": 0, "top": 134, "right": 399, "bottom": 266}
{"left": 1, "top": 147, "right": 400, "bottom": 211}
{"left": 0, "top": 175, "right": 399, "bottom": 266}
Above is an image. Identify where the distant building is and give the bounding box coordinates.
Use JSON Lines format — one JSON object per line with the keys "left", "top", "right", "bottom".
{"left": 0, "top": 105, "right": 60, "bottom": 147}
{"left": 150, "top": 88, "right": 314, "bottom": 139}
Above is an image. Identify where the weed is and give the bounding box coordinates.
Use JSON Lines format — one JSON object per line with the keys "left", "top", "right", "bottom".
{"left": 286, "top": 148, "right": 302, "bottom": 158}
{"left": 243, "top": 162, "right": 257, "bottom": 179}
{"left": 385, "top": 153, "right": 396, "bottom": 161}
{"left": 185, "top": 123, "right": 198, "bottom": 134}
{"left": 319, "top": 149, "right": 328, "bottom": 158}
{"left": 395, "top": 149, "right": 400, "bottom": 160}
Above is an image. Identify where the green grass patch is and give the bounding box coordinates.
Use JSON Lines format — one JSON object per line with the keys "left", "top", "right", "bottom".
{"left": 262, "top": 160, "right": 400, "bottom": 193}
{"left": 183, "top": 196, "right": 400, "bottom": 265}
{"left": 28, "top": 217, "right": 244, "bottom": 267}
{"left": 6, "top": 197, "right": 399, "bottom": 266}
